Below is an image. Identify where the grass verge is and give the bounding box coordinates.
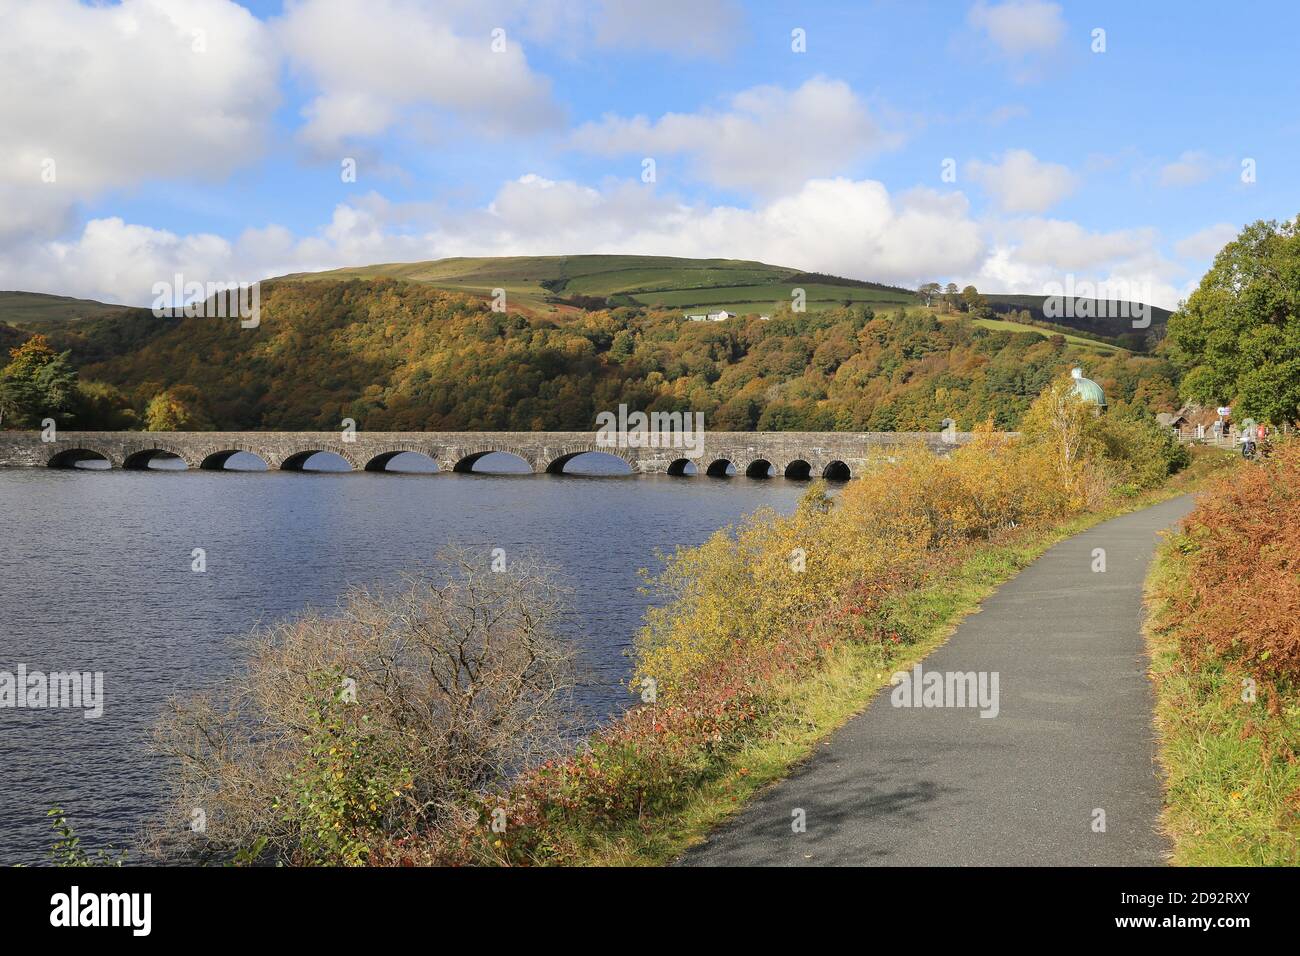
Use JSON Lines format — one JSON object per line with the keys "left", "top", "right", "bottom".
{"left": 549, "top": 448, "right": 1234, "bottom": 866}
{"left": 1144, "top": 530, "right": 1300, "bottom": 865}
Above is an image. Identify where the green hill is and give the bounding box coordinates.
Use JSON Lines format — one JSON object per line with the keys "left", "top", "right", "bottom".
{"left": 275, "top": 255, "right": 916, "bottom": 315}
{"left": 984, "top": 292, "right": 1171, "bottom": 344}
{"left": 274, "top": 255, "right": 1161, "bottom": 349}
{"left": 0, "top": 290, "right": 141, "bottom": 327}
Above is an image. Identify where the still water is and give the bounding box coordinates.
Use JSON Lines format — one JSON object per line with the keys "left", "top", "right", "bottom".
{"left": 0, "top": 452, "right": 808, "bottom": 864}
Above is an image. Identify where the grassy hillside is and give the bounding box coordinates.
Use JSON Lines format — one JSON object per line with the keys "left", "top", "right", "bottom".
{"left": 984, "top": 292, "right": 1171, "bottom": 342}
{"left": 963, "top": 317, "right": 1124, "bottom": 355}
{"left": 277, "top": 255, "right": 916, "bottom": 316}
{"left": 274, "top": 255, "right": 1161, "bottom": 351}
{"left": 277, "top": 255, "right": 788, "bottom": 312}
{"left": 0, "top": 322, "right": 26, "bottom": 354}
{"left": 0, "top": 290, "right": 140, "bottom": 328}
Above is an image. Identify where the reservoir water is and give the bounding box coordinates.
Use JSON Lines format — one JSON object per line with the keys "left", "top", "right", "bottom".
{"left": 0, "top": 453, "right": 808, "bottom": 864}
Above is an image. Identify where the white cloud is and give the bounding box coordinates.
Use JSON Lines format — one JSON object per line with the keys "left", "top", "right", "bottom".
{"left": 1157, "top": 150, "right": 1230, "bottom": 187}
{"left": 277, "top": 0, "right": 563, "bottom": 155}
{"left": 591, "top": 0, "right": 743, "bottom": 55}
{"left": 966, "top": 150, "right": 1078, "bottom": 213}
{"left": 571, "top": 77, "right": 894, "bottom": 194}
{"left": 0, "top": 0, "right": 278, "bottom": 242}
{"left": 0, "top": 0, "right": 277, "bottom": 193}
{"left": 411, "top": 0, "right": 743, "bottom": 57}
{"left": 1, "top": 218, "right": 236, "bottom": 307}
{"left": 1174, "top": 222, "right": 1237, "bottom": 260}
{"left": 967, "top": 1, "right": 1066, "bottom": 57}
{"left": 973, "top": 217, "right": 1186, "bottom": 309}
{"left": 992, "top": 218, "right": 1158, "bottom": 270}
{"left": 0, "top": 185, "right": 78, "bottom": 245}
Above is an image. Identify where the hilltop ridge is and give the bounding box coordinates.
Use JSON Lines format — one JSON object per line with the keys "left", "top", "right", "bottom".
{"left": 270, "top": 253, "right": 1168, "bottom": 344}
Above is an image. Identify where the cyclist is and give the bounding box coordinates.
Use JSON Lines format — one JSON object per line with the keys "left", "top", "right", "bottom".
{"left": 1240, "top": 419, "right": 1258, "bottom": 459}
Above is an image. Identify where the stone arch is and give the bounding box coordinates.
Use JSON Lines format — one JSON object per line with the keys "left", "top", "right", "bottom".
{"left": 666, "top": 458, "right": 697, "bottom": 477}
{"left": 199, "top": 446, "right": 272, "bottom": 470}
{"left": 46, "top": 446, "right": 117, "bottom": 469}
{"left": 822, "top": 460, "right": 852, "bottom": 481}
{"left": 783, "top": 459, "right": 812, "bottom": 480}
{"left": 705, "top": 458, "right": 734, "bottom": 478}
{"left": 451, "top": 448, "right": 535, "bottom": 474}
{"left": 120, "top": 439, "right": 198, "bottom": 470}
{"left": 363, "top": 444, "right": 440, "bottom": 472}
{"left": 544, "top": 443, "right": 636, "bottom": 475}
{"left": 742, "top": 458, "right": 774, "bottom": 479}
{"left": 278, "top": 448, "right": 360, "bottom": 471}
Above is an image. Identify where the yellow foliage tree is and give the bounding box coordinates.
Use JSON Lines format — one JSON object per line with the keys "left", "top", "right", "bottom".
{"left": 636, "top": 377, "right": 1179, "bottom": 704}
{"left": 145, "top": 385, "right": 212, "bottom": 431}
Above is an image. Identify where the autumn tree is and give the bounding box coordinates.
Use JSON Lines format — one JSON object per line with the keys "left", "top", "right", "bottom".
{"left": 145, "top": 384, "right": 213, "bottom": 431}
{"left": 0, "top": 334, "right": 78, "bottom": 428}
{"left": 1168, "top": 216, "right": 1300, "bottom": 424}
{"left": 943, "top": 282, "right": 960, "bottom": 312}
{"left": 960, "top": 285, "right": 991, "bottom": 318}
{"left": 1018, "top": 373, "right": 1095, "bottom": 492}
{"left": 75, "top": 380, "right": 138, "bottom": 430}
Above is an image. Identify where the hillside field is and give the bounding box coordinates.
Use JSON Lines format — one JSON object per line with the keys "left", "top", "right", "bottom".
{"left": 272, "top": 255, "right": 1161, "bottom": 349}
{"left": 0, "top": 291, "right": 138, "bottom": 326}
{"left": 276, "top": 255, "right": 918, "bottom": 315}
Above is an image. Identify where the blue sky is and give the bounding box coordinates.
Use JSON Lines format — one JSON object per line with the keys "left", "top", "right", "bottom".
{"left": 4, "top": 0, "right": 1298, "bottom": 308}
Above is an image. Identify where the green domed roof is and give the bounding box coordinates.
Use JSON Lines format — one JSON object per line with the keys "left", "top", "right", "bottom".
{"left": 1070, "top": 367, "right": 1105, "bottom": 406}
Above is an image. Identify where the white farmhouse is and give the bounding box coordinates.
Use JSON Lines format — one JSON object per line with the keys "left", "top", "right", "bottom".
{"left": 684, "top": 310, "right": 735, "bottom": 322}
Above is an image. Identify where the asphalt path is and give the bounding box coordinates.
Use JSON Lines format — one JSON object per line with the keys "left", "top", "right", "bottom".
{"left": 680, "top": 495, "right": 1195, "bottom": 866}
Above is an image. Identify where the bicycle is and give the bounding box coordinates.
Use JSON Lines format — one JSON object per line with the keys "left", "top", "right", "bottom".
{"left": 1241, "top": 440, "right": 1272, "bottom": 461}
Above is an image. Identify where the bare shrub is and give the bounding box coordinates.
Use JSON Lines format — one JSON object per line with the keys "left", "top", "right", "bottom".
{"left": 146, "top": 548, "right": 575, "bottom": 864}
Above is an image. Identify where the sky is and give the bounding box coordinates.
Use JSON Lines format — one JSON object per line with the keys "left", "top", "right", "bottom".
{"left": 2, "top": 0, "right": 1298, "bottom": 309}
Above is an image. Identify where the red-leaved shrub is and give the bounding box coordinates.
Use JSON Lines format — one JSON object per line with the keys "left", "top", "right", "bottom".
{"left": 1172, "top": 441, "right": 1300, "bottom": 682}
